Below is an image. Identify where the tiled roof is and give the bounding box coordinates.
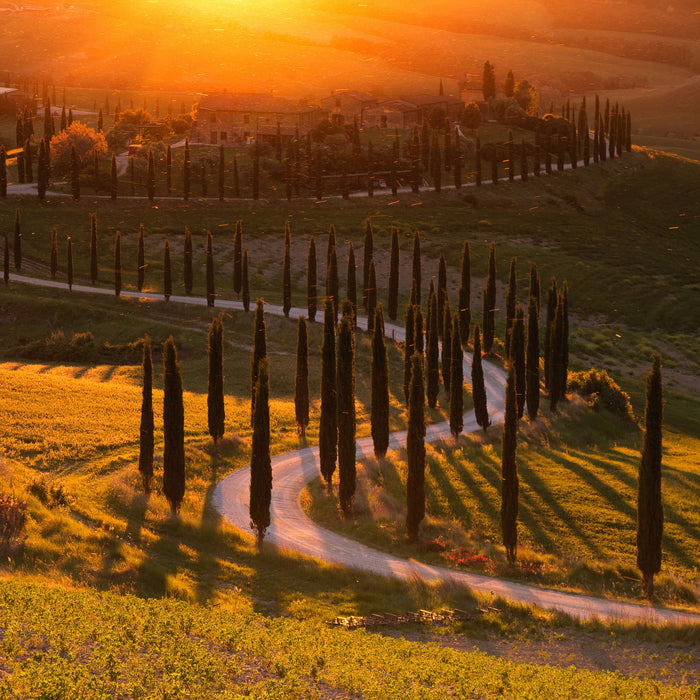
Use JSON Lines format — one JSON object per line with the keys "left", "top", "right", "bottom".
{"left": 198, "top": 93, "right": 313, "bottom": 114}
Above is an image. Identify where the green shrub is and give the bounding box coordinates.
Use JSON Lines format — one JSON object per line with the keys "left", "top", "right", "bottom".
{"left": 568, "top": 368, "right": 634, "bottom": 419}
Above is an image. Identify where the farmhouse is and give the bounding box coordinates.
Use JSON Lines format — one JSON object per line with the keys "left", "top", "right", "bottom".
{"left": 319, "top": 90, "right": 378, "bottom": 125}
{"left": 0, "top": 87, "right": 33, "bottom": 114}
{"left": 191, "top": 92, "right": 325, "bottom": 144}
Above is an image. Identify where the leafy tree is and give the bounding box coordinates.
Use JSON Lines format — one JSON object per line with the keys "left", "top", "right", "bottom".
{"left": 163, "top": 239, "right": 172, "bottom": 301}
{"left": 406, "top": 353, "right": 426, "bottom": 541}
{"left": 411, "top": 231, "right": 421, "bottom": 306}
{"left": 206, "top": 231, "right": 215, "bottom": 307}
{"left": 482, "top": 243, "right": 497, "bottom": 352}
{"left": 319, "top": 298, "right": 338, "bottom": 489}
{"left": 50, "top": 122, "right": 107, "bottom": 178}
{"left": 449, "top": 313, "right": 464, "bottom": 440}
{"left": 183, "top": 227, "right": 193, "bottom": 295}
{"left": 526, "top": 295, "right": 540, "bottom": 420}
{"left": 362, "top": 219, "right": 374, "bottom": 311}
{"left": 403, "top": 303, "right": 415, "bottom": 405}
{"left": 387, "top": 227, "right": 400, "bottom": 321}
{"left": 283, "top": 221, "right": 292, "bottom": 317}
{"left": 242, "top": 249, "right": 250, "bottom": 312}
{"left": 426, "top": 289, "right": 440, "bottom": 409}
{"left": 207, "top": 314, "right": 226, "bottom": 446}
{"left": 346, "top": 241, "right": 357, "bottom": 325}
{"left": 251, "top": 299, "right": 267, "bottom": 425}
{"left": 472, "top": 326, "right": 489, "bottom": 432}
{"left": 294, "top": 316, "right": 309, "bottom": 437}
{"left": 637, "top": 355, "right": 664, "bottom": 597}
{"left": 114, "top": 231, "right": 122, "bottom": 297}
{"left": 307, "top": 236, "right": 317, "bottom": 322}
{"left": 138, "top": 336, "right": 154, "bottom": 493}
{"left": 137, "top": 224, "right": 145, "bottom": 292}
{"left": 337, "top": 312, "right": 356, "bottom": 515}
{"left": 371, "top": 304, "right": 390, "bottom": 459}
{"left": 501, "top": 365, "right": 519, "bottom": 564}
{"left": 250, "top": 358, "right": 271, "bottom": 549}
{"left": 67, "top": 237, "right": 73, "bottom": 290}
{"left": 50, "top": 228, "right": 58, "bottom": 279}
{"left": 163, "top": 337, "right": 185, "bottom": 515}
{"left": 505, "top": 257, "right": 517, "bottom": 357}
{"left": 512, "top": 305, "right": 526, "bottom": 419}
{"left": 13, "top": 209, "right": 21, "bottom": 271}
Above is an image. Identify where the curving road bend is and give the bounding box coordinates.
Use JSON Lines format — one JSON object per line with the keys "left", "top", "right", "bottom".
{"left": 8, "top": 274, "right": 699, "bottom": 625}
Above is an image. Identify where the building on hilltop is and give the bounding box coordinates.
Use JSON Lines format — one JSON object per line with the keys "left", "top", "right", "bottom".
{"left": 191, "top": 92, "right": 325, "bottom": 145}
{"left": 319, "top": 90, "right": 378, "bottom": 126}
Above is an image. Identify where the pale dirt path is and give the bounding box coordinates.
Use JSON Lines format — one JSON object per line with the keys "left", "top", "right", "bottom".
{"left": 8, "top": 273, "right": 700, "bottom": 625}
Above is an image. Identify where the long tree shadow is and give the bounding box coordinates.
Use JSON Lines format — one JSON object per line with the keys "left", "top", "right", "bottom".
{"left": 425, "top": 450, "right": 473, "bottom": 528}
{"left": 195, "top": 451, "right": 224, "bottom": 604}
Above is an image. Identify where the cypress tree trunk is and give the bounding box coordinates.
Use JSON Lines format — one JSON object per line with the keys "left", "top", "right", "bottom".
{"left": 526, "top": 295, "right": 540, "bottom": 420}
{"left": 250, "top": 358, "right": 271, "bottom": 549}
{"left": 242, "top": 249, "right": 250, "bottom": 312}
{"left": 411, "top": 231, "right": 421, "bottom": 306}
{"left": 13, "top": 209, "right": 21, "bottom": 271}
{"left": 505, "top": 257, "right": 517, "bottom": 358}
{"left": 319, "top": 298, "right": 338, "bottom": 489}
{"left": 137, "top": 224, "right": 145, "bottom": 293}
{"left": 114, "top": 231, "right": 121, "bottom": 297}
{"left": 251, "top": 299, "right": 267, "bottom": 425}
{"left": 326, "top": 227, "right": 338, "bottom": 317}
{"left": 637, "top": 354, "right": 663, "bottom": 597}
{"left": 544, "top": 278, "right": 557, "bottom": 391}
{"left": 501, "top": 364, "right": 519, "bottom": 564}
{"left": 138, "top": 336, "right": 154, "bottom": 493}
{"left": 458, "top": 241, "right": 471, "bottom": 346}
{"left": 371, "top": 304, "right": 390, "bottom": 458}
{"left": 449, "top": 313, "right": 464, "bottom": 440}
{"left": 472, "top": 326, "right": 489, "bottom": 432}
{"left": 218, "top": 143, "right": 225, "bottom": 201}
{"left": 183, "top": 137, "right": 190, "bottom": 201}
{"left": 163, "top": 239, "right": 172, "bottom": 301}
{"left": 426, "top": 290, "right": 440, "bottom": 409}
{"left": 513, "top": 305, "right": 526, "bottom": 419}
{"left": 66, "top": 237, "right": 73, "bottom": 291}
{"left": 90, "top": 213, "right": 98, "bottom": 284}
{"left": 207, "top": 314, "right": 225, "bottom": 446}
{"left": 403, "top": 303, "right": 415, "bottom": 405}
{"left": 183, "top": 227, "right": 193, "bottom": 295}
{"left": 482, "top": 243, "right": 497, "bottom": 353}
{"left": 50, "top": 228, "right": 58, "bottom": 280}
{"left": 346, "top": 241, "right": 357, "bottom": 325}
{"left": 166, "top": 145, "right": 172, "bottom": 196}
{"left": 437, "top": 253, "right": 447, "bottom": 339}
{"left": 388, "top": 227, "right": 400, "bottom": 321}
{"left": 294, "top": 316, "right": 309, "bottom": 437}
{"left": 406, "top": 353, "right": 425, "bottom": 541}
{"left": 362, "top": 218, "right": 374, "bottom": 312}
{"left": 110, "top": 154, "right": 117, "bottom": 200}
{"left": 337, "top": 313, "right": 356, "bottom": 515}
{"left": 163, "top": 337, "right": 185, "bottom": 515}
{"left": 233, "top": 220, "right": 242, "bottom": 296}
{"left": 367, "top": 260, "right": 377, "bottom": 334}
{"left": 307, "top": 236, "right": 317, "bottom": 322}
{"left": 206, "top": 231, "right": 215, "bottom": 307}
{"left": 147, "top": 149, "right": 155, "bottom": 201}
{"left": 282, "top": 221, "right": 292, "bottom": 317}
{"left": 441, "top": 301, "right": 452, "bottom": 396}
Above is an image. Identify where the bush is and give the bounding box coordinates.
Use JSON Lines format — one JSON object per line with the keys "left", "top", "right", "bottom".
{"left": 568, "top": 368, "right": 634, "bottom": 419}
{"left": 0, "top": 493, "right": 27, "bottom": 555}
{"left": 50, "top": 122, "right": 108, "bottom": 178}
{"left": 28, "top": 477, "right": 70, "bottom": 507}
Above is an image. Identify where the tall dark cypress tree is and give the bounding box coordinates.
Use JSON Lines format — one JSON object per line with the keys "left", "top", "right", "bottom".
{"left": 89, "top": 213, "right": 98, "bottom": 283}
{"left": 326, "top": 226, "right": 338, "bottom": 317}
{"left": 138, "top": 336, "right": 154, "bottom": 494}
{"left": 472, "top": 325, "right": 489, "bottom": 432}
{"left": 37, "top": 138, "right": 47, "bottom": 196}
{"left": 183, "top": 137, "right": 190, "bottom": 201}
{"left": 110, "top": 154, "right": 117, "bottom": 200}
{"left": 163, "top": 239, "right": 172, "bottom": 301}
{"left": 413, "top": 305, "right": 424, "bottom": 356}
{"left": 233, "top": 220, "right": 243, "bottom": 296}
{"left": 307, "top": 236, "right": 317, "bottom": 322}
{"left": 137, "top": 224, "right": 145, "bottom": 293}
{"left": 505, "top": 257, "right": 517, "bottom": 357}
{"left": 406, "top": 353, "right": 425, "bottom": 541}
{"left": 206, "top": 231, "right": 215, "bottom": 307}
{"left": 242, "top": 249, "right": 250, "bottom": 312}
{"left": 13, "top": 209, "right": 21, "bottom": 271}
{"left": 183, "top": 227, "right": 193, "bottom": 295}
{"left": 371, "top": 304, "right": 390, "bottom": 459}
{"left": 501, "top": 364, "right": 519, "bottom": 564}
{"left": 561, "top": 281, "right": 569, "bottom": 398}
{"left": 251, "top": 299, "right": 267, "bottom": 425}
{"left": 337, "top": 312, "right": 356, "bottom": 515}
{"left": 426, "top": 289, "right": 440, "bottom": 409}
{"left": 207, "top": 314, "right": 226, "bottom": 446}
{"left": 482, "top": 243, "right": 497, "bottom": 353}
{"left": 411, "top": 231, "right": 421, "bottom": 306}
{"left": 549, "top": 294, "right": 565, "bottom": 412}
{"left": 637, "top": 354, "right": 663, "bottom": 597}
{"left": 319, "top": 298, "right": 338, "bottom": 489}
{"left": 458, "top": 241, "right": 471, "bottom": 346}
{"left": 442, "top": 300, "right": 452, "bottom": 396}
{"left": 388, "top": 227, "right": 400, "bottom": 321}
{"left": 250, "top": 358, "right": 272, "bottom": 549}
{"left": 362, "top": 218, "right": 374, "bottom": 312}
{"left": 282, "top": 221, "right": 292, "bottom": 317}
{"left": 449, "top": 313, "right": 464, "bottom": 440}
{"left": 512, "top": 305, "right": 526, "bottom": 419}
{"left": 544, "top": 278, "right": 558, "bottom": 392}
{"left": 50, "top": 228, "right": 58, "bottom": 279}
{"left": 529, "top": 262, "right": 540, "bottom": 314}
{"left": 526, "top": 295, "right": 540, "bottom": 420}
{"left": 163, "top": 337, "right": 185, "bottom": 515}
{"left": 67, "top": 236, "right": 73, "bottom": 290}
{"left": 114, "top": 231, "right": 122, "bottom": 297}
{"left": 367, "top": 259, "right": 377, "bottom": 334}
{"left": 294, "top": 316, "right": 309, "bottom": 437}
{"left": 403, "top": 303, "right": 415, "bottom": 405}
{"left": 346, "top": 241, "right": 357, "bottom": 325}
{"left": 437, "top": 253, "right": 447, "bottom": 339}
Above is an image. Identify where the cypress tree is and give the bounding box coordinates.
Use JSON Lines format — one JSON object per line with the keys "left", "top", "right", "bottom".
{"left": 561, "top": 281, "right": 569, "bottom": 398}
{"left": 44, "top": 98, "right": 54, "bottom": 138}
{"left": 426, "top": 288, "right": 440, "bottom": 409}
{"left": 458, "top": 241, "right": 471, "bottom": 346}
{"left": 294, "top": 316, "right": 309, "bottom": 437}
{"left": 163, "top": 239, "right": 172, "bottom": 301}
{"left": 252, "top": 141, "right": 260, "bottom": 200}
{"left": 207, "top": 314, "right": 225, "bottom": 446}
{"left": 37, "top": 140, "right": 47, "bottom": 199}
{"left": 472, "top": 325, "right": 489, "bottom": 432}
{"left": 13, "top": 209, "right": 21, "bottom": 271}
{"left": 24, "top": 139, "right": 32, "bottom": 184}
{"left": 251, "top": 299, "right": 267, "bottom": 425}
{"left": 206, "top": 231, "right": 215, "bottom": 307}
{"left": 233, "top": 156, "right": 240, "bottom": 198}
{"left": 183, "top": 137, "right": 190, "bottom": 201}
{"left": 162, "top": 337, "right": 185, "bottom": 515}
{"left": 242, "top": 249, "right": 250, "bottom": 312}
{"left": 114, "top": 231, "right": 122, "bottom": 297}
{"left": 533, "top": 142, "right": 541, "bottom": 177}
{"left": 526, "top": 295, "right": 540, "bottom": 420}
{"left": 505, "top": 257, "right": 517, "bottom": 357}
{"left": 319, "top": 298, "right": 338, "bottom": 489}
{"left": 147, "top": 149, "right": 155, "bottom": 201}
{"left": 437, "top": 253, "right": 447, "bottom": 339}
{"left": 403, "top": 303, "right": 415, "bottom": 405}
{"left": 549, "top": 294, "right": 565, "bottom": 412}
{"left": 637, "top": 354, "right": 664, "bottom": 597}
{"left": 137, "top": 224, "right": 145, "bottom": 293}
{"left": 512, "top": 305, "right": 526, "bottom": 419}
{"left": 346, "top": 241, "right": 357, "bottom": 325}
{"left": 67, "top": 107, "right": 73, "bottom": 128}
{"left": 442, "top": 299, "right": 452, "bottom": 396}
{"left": 449, "top": 313, "right": 464, "bottom": 440}
{"left": 250, "top": 358, "right": 272, "bottom": 549}
{"left": 371, "top": 304, "right": 390, "bottom": 459}
{"left": 388, "top": 227, "right": 400, "bottom": 321}
{"left": 501, "top": 364, "right": 519, "bottom": 564}
{"left": 362, "top": 218, "right": 374, "bottom": 311}
{"left": 89, "top": 213, "right": 98, "bottom": 283}
{"left": 110, "top": 154, "right": 117, "bottom": 200}
{"left": 50, "top": 228, "right": 58, "bottom": 279}
{"left": 406, "top": 353, "right": 425, "bottom": 541}
{"left": 367, "top": 259, "right": 377, "bottom": 333}
{"left": 183, "top": 227, "right": 193, "bottom": 295}
{"left": 233, "top": 220, "right": 243, "bottom": 296}
{"left": 413, "top": 304, "right": 424, "bottom": 356}
{"left": 307, "top": 236, "right": 317, "bottom": 322}
{"left": 166, "top": 145, "right": 172, "bottom": 196}
{"left": 67, "top": 237, "right": 73, "bottom": 290}
{"left": 411, "top": 230, "right": 421, "bottom": 306}
{"left": 2, "top": 236, "right": 7, "bottom": 285}
{"left": 0, "top": 146, "right": 7, "bottom": 198}
{"left": 218, "top": 143, "right": 225, "bottom": 201}
{"left": 138, "top": 336, "right": 154, "bottom": 494}
{"left": 282, "top": 221, "right": 292, "bottom": 317}
{"left": 529, "top": 261, "right": 540, "bottom": 314}
{"left": 326, "top": 226, "right": 338, "bottom": 316}
{"left": 482, "top": 243, "right": 497, "bottom": 353}
{"left": 337, "top": 312, "right": 356, "bottom": 515}
{"left": 520, "top": 142, "right": 528, "bottom": 181}
{"left": 544, "top": 278, "right": 557, "bottom": 391}
{"left": 453, "top": 127, "right": 462, "bottom": 188}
